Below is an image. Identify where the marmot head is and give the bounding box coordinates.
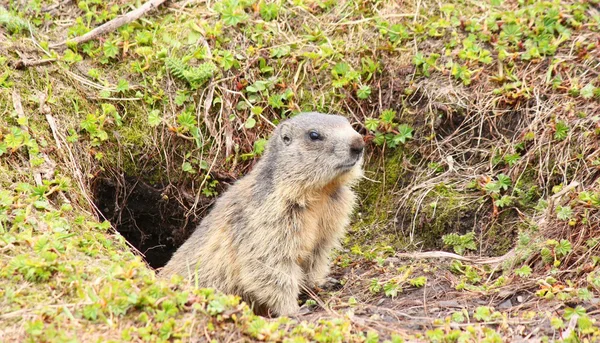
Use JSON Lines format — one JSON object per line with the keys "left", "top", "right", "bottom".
{"left": 264, "top": 112, "right": 364, "bottom": 190}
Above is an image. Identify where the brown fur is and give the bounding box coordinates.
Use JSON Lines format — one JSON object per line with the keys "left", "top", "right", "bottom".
{"left": 160, "top": 112, "right": 364, "bottom": 316}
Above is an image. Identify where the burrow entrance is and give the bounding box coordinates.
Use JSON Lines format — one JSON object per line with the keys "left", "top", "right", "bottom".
{"left": 91, "top": 176, "right": 211, "bottom": 269}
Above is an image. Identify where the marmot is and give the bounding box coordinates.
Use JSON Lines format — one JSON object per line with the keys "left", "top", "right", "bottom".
{"left": 160, "top": 112, "right": 364, "bottom": 316}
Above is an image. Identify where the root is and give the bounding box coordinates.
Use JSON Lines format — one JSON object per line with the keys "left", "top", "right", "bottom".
{"left": 393, "top": 249, "right": 515, "bottom": 266}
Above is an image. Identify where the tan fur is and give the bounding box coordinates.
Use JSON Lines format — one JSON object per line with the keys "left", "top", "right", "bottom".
{"left": 160, "top": 112, "right": 364, "bottom": 316}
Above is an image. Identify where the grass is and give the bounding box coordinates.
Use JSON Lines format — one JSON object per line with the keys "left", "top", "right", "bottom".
{"left": 1, "top": 0, "right": 600, "bottom": 341}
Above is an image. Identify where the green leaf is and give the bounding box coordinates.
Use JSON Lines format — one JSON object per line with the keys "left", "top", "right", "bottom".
{"left": 220, "top": 1, "right": 248, "bottom": 26}
{"left": 555, "top": 239, "right": 572, "bottom": 257}
{"left": 331, "top": 78, "right": 349, "bottom": 88}
{"left": 504, "top": 153, "right": 520, "bottom": 166}
{"left": 348, "top": 297, "right": 358, "bottom": 306}
{"left": 25, "top": 320, "right": 44, "bottom": 336}
{"left": 550, "top": 316, "right": 564, "bottom": 329}
{"left": 388, "top": 24, "right": 409, "bottom": 43}
{"left": 177, "top": 112, "right": 195, "bottom": 130}
{"left": 251, "top": 106, "right": 263, "bottom": 115}
{"left": 135, "top": 30, "right": 153, "bottom": 45}
{"left": 207, "top": 298, "right": 226, "bottom": 315}
{"left": 426, "top": 328, "right": 445, "bottom": 341}
{"left": 365, "top": 118, "right": 379, "bottom": 131}
{"left": 182, "top": 162, "right": 196, "bottom": 174}
{"left": 357, "top": 85, "right": 371, "bottom": 100}
{"left": 116, "top": 79, "right": 129, "bottom": 93}
{"left": 332, "top": 62, "right": 351, "bottom": 77}
{"left": 199, "top": 160, "right": 209, "bottom": 170}
{"left": 270, "top": 45, "right": 290, "bottom": 59}
{"left": 218, "top": 50, "right": 236, "bottom": 70}
{"left": 484, "top": 181, "right": 501, "bottom": 194}
{"left": 413, "top": 52, "right": 425, "bottom": 66}
{"left": 103, "top": 41, "right": 119, "bottom": 59}
{"left": 148, "top": 110, "right": 162, "bottom": 127}
{"left": 379, "top": 109, "right": 396, "bottom": 124}
{"left": 442, "top": 232, "right": 477, "bottom": 255}
{"left": 540, "top": 247, "right": 553, "bottom": 263}
{"left": 563, "top": 306, "right": 586, "bottom": 320}
{"left": 253, "top": 138, "right": 267, "bottom": 155}
{"left": 373, "top": 132, "right": 385, "bottom": 146}
{"left": 259, "top": 3, "right": 280, "bottom": 21}
{"left": 473, "top": 306, "right": 492, "bottom": 322}
{"left": 63, "top": 49, "right": 83, "bottom": 63}
{"left": 578, "top": 315, "right": 594, "bottom": 332}
{"left": 451, "top": 311, "right": 465, "bottom": 323}
{"left": 268, "top": 94, "right": 284, "bottom": 109}
{"left": 245, "top": 117, "right": 256, "bottom": 129}
{"left": 365, "top": 330, "right": 379, "bottom": 343}
{"left": 383, "top": 281, "right": 400, "bottom": 298}
{"left": 369, "top": 278, "right": 381, "bottom": 293}
{"left": 246, "top": 80, "right": 267, "bottom": 93}
{"left": 578, "top": 288, "right": 593, "bottom": 301}
{"left": 554, "top": 121, "right": 569, "bottom": 140}
{"left": 409, "top": 276, "right": 427, "bottom": 287}
{"left": 581, "top": 83, "right": 595, "bottom": 99}
{"left": 33, "top": 200, "right": 50, "bottom": 210}
{"left": 83, "top": 304, "right": 100, "bottom": 320}
{"left": 556, "top": 205, "right": 573, "bottom": 221}
{"left": 396, "top": 124, "right": 413, "bottom": 143}
{"left": 496, "top": 195, "right": 512, "bottom": 208}
{"left": 514, "top": 265, "right": 532, "bottom": 277}
{"left": 497, "top": 174, "right": 512, "bottom": 190}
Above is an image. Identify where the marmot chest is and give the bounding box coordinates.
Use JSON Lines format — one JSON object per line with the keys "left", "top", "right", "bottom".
{"left": 295, "top": 189, "right": 349, "bottom": 262}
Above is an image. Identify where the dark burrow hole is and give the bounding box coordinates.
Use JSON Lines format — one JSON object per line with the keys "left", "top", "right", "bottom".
{"left": 92, "top": 176, "right": 204, "bottom": 269}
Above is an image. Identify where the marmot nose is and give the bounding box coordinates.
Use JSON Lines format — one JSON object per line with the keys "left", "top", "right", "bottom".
{"left": 350, "top": 135, "right": 365, "bottom": 157}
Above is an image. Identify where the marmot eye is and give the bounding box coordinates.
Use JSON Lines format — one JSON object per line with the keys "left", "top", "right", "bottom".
{"left": 309, "top": 130, "right": 321, "bottom": 141}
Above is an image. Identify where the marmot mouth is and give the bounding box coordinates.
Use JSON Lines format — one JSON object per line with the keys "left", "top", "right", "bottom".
{"left": 336, "top": 161, "right": 358, "bottom": 171}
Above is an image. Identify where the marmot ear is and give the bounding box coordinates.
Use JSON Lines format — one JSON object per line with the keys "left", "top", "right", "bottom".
{"left": 279, "top": 123, "right": 292, "bottom": 146}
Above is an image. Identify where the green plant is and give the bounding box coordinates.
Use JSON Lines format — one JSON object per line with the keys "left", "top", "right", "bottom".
{"left": 259, "top": 1, "right": 280, "bottom": 21}
{"left": 514, "top": 265, "right": 532, "bottom": 277}
{"left": 365, "top": 110, "right": 414, "bottom": 149}
{"left": 0, "top": 7, "right": 31, "bottom": 34}
{"left": 214, "top": 0, "right": 250, "bottom": 26}
{"left": 556, "top": 205, "right": 573, "bottom": 221}
{"left": 331, "top": 62, "right": 360, "bottom": 88}
{"left": 357, "top": 85, "right": 371, "bottom": 99}
{"left": 413, "top": 52, "right": 440, "bottom": 77}
{"left": 554, "top": 120, "right": 569, "bottom": 140}
{"left": 457, "top": 35, "right": 492, "bottom": 64}
{"left": 449, "top": 61, "right": 477, "bottom": 85}
{"left": 165, "top": 57, "right": 217, "bottom": 90}
{"left": 442, "top": 232, "right": 477, "bottom": 255}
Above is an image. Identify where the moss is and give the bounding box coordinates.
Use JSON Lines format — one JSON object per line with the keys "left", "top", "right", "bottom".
{"left": 514, "top": 168, "right": 542, "bottom": 208}
{"left": 483, "top": 216, "right": 518, "bottom": 256}
{"left": 346, "top": 148, "right": 408, "bottom": 248}
{"left": 414, "top": 184, "right": 481, "bottom": 249}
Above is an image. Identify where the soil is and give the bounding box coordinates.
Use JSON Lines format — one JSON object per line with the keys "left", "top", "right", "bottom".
{"left": 92, "top": 176, "right": 203, "bottom": 268}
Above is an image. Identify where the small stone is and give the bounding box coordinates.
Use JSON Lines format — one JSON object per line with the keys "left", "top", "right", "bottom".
{"left": 498, "top": 299, "right": 513, "bottom": 309}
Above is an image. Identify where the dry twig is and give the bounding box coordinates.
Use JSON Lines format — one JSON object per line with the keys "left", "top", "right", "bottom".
{"left": 11, "top": 58, "right": 57, "bottom": 70}
{"left": 394, "top": 249, "right": 516, "bottom": 266}
{"left": 50, "top": 0, "right": 167, "bottom": 49}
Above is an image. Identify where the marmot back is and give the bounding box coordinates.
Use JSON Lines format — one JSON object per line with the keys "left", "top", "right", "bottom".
{"left": 160, "top": 112, "right": 364, "bottom": 316}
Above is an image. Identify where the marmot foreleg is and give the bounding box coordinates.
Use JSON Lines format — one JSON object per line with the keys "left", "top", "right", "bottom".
{"left": 239, "top": 258, "right": 302, "bottom": 316}
{"left": 301, "top": 242, "right": 334, "bottom": 288}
